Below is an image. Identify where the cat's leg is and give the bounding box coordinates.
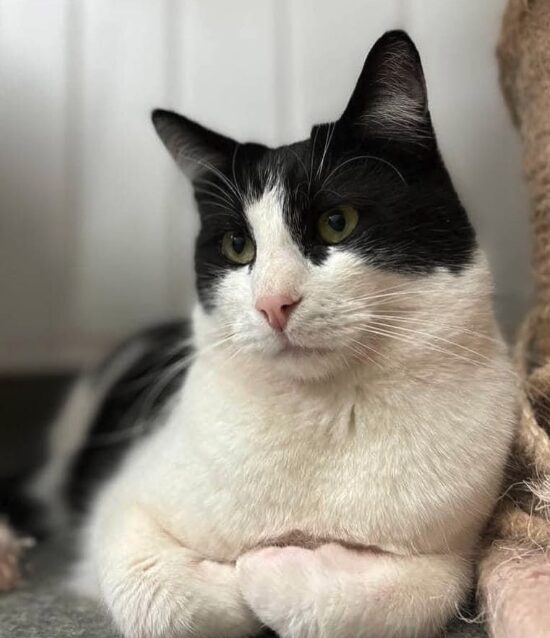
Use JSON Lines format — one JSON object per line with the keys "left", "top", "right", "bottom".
{"left": 237, "top": 543, "right": 471, "bottom": 638}
{"left": 78, "top": 505, "right": 261, "bottom": 638}
{"left": 480, "top": 542, "right": 550, "bottom": 638}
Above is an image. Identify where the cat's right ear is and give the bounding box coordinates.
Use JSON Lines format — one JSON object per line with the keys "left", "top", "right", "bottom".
{"left": 339, "top": 31, "right": 433, "bottom": 145}
{"left": 151, "top": 109, "right": 237, "bottom": 180}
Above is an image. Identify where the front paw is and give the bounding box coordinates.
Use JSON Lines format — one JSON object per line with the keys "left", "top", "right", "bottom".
{"left": 237, "top": 544, "right": 386, "bottom": 638}
{"left": 237, "top": 546, "right": 322, "bottom": 637}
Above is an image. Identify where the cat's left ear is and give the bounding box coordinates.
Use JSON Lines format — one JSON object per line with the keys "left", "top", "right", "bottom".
{"left": 152, "top": 109, "right": 237, "bottom": 180}
{"left": 339, "top": 30, "right": 433, "bottom": 144}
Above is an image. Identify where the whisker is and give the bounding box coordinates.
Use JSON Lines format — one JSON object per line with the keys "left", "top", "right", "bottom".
{"left": 231, "top": 144, "right": 242, "bottom": 201}
{"left": 198, "top": 201, "right": 239, "bottom": 215}
{"left": 351, "top": 288, "right": 445, "bottom": 303}
{"left": 308, "top": 126, "right": 320, "bottom": 195}
{"left": 321, "top": 154, "right": 407, "bottom": 191}
{"left": 195, "top": 178, "right": 236, "bottom": 206}
{"left": 315, "top": 123, "right": 336, "bottom": 181}
{"left": 346, "top": 340, "right": 378, "bottom": 369}
{"left": 183, "top": 155, "right": 243, "bottom": 203}
{"left": 347, "top": 338, "right": 388, "bottom": 370}
{"left": 89, "top": 335, "right": 234, "bottom": 446}
{"left": 356, "top": 325, "right": 490, "bottom": 367}
{"left": 368, "top": 313, "right": 501, "bottom": 344}
{"left": 287, "top": 147, "right": 311, "bottom": 188}
{"left": 366, "top": 320, "right": 492, "bottom": 362}
{"left": 194, "top": 190, "right": 234, "bottom": 209}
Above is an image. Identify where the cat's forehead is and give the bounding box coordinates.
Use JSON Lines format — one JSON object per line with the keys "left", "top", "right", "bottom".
{"left": 228, "top": 134, "right": 359, "bottom": 222}
{"left": 233, "top": 139, "right": 313, "bottom": 199}
{"left": 243, "top": 185, "right": 293, "bottom": 251}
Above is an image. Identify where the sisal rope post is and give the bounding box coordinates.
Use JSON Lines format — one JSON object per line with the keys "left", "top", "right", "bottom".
{"left": 479, "top": 1, "right": 550, "bottom": 636}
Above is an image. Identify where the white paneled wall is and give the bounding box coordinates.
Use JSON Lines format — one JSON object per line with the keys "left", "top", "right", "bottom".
{"left": 0, "top": 0, "right": 531, "bottom": 369}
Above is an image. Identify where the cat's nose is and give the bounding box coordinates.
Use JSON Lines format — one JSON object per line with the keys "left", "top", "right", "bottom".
{"left": 255, "top": 294, "right": 301, "bottom": 332}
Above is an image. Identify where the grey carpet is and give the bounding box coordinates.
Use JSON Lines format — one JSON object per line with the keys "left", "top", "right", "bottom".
{"left": 0, "top": 534, "right": 116, "bottom": 638}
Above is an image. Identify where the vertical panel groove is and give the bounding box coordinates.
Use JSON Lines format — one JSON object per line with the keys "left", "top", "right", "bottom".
{"left": 272, "top": 0, "right": 303, "bottom": 142}
{"left": 163, "top": 0, "right": 191, "bottom": 314}
{"left": 396, "top": 0, "right": 413, "bottom": 27}
{"left": 63, "top": 0, "right": 84, "bottom": 337}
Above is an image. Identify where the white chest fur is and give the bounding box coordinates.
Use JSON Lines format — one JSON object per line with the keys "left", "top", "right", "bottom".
{"left": 105, "top": 347, "right": 516, "bottom": 563}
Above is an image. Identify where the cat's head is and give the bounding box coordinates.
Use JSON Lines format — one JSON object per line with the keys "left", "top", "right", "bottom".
{"left": 152, "top": 31, "right": 485, "bottom": 381}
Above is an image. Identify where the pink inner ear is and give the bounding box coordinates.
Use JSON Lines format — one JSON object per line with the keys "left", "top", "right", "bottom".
{"left": 483, "top": 548, "right": 550, "bottom": 638}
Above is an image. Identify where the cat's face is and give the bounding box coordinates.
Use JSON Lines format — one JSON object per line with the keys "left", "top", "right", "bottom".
{"left": 153, "top": 31, "right": 479, "bottom": 381}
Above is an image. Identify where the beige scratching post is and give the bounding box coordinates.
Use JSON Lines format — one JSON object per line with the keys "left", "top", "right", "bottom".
{"left": 478, "top": 1, "right": 550, "bottom": 636}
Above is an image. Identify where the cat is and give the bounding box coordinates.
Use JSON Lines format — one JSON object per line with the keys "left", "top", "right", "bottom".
{"left": 12, "top": 30, "right": 517, "bottom": 638}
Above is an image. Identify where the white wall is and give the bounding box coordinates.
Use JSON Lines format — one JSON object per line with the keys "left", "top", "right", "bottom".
{"left": 0, "top": 0, "right": 531, "bottom": 369}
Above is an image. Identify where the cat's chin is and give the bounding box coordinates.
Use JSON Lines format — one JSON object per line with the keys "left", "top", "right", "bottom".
{"left": 258, "top": 340, "right": 349, "bottom": 382}
{"left": 278, "top": 337, "right": 332, "bottom": 358}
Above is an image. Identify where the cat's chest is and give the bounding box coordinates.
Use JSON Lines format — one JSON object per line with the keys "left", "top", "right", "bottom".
{"left": 148, "top": 368, "right": 486, "bottom": 559}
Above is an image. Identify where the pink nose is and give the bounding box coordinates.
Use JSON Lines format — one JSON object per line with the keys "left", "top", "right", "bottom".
{"left": 255, "top": 294, "right": 301, "bottom": 332}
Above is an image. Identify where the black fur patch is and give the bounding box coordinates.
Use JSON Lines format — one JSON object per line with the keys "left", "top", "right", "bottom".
{"left": 0, "top": 479, "right": 49, "bottom": 538}
{"left": 66, "top": 322, "right": 191, "bottom": 515}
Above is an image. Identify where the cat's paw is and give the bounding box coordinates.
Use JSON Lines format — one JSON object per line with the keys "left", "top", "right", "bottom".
{"left": 237, "top": 543, "right": 372, "bottom": 638}
{"left": 237, "top": 546, "right": 320, "bottom": 637}
{"left": 0, "top": 521, "right": 33, "bottom": 593}
{"left": 237, "top": 545, "right": 319, "bottom": 597}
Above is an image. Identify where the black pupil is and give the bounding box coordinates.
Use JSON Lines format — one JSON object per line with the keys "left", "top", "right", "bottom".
{"left": 328, "top": 212, "right": 346, "bottom": 232}
{"left": 232, "top": 235, "right": 246, "bottom": 254}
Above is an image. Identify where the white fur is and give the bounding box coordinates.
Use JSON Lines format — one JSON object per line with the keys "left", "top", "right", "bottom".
{"left": 70, "top": 186, "right": 517, "bottom": 638}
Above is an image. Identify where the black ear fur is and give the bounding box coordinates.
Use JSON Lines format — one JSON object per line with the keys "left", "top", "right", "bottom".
{"left": 151, "top": 109, "right": 237, "bottom": 179}
{"left": 340, "top": 30, "right": 433, "bottom": 143}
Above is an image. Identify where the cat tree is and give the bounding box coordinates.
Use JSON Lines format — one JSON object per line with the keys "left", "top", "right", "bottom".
{"left": 479, "top": 1, "right": 550, "bottom": 636}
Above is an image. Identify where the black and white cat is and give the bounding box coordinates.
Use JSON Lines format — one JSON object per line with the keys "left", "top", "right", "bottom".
{"left": 16, "top": 30, "right": 517, "bottom": 637}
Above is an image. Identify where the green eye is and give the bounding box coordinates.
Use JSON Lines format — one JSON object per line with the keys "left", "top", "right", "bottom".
{"left": 221, "top": 231, "right": 255, "bottom": 265}
{"left": 318, "top": 206, "right": 359, "bottom": 244}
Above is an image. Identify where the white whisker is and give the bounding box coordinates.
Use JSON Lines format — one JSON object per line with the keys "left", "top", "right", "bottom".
{"left": 315, "top": 123, "right": 336, "bottom": 181}
{"left": 321, "top": 154, "right": 407, "bottom": 191}
{"left": 366, "top": 320, "right": 492, "bottom": 362}
{"left": 356, "top": 324, "right": 490, "bottom": 368}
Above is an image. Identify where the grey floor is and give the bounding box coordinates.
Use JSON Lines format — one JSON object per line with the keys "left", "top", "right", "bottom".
{"left": 0, "top": 534, "right": 117, "bottom": 638}
{"left": 0, "top": 375, "right": 487, "bottom": 637}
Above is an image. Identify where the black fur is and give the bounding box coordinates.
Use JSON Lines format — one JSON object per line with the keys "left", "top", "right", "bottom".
{"left": 0, "top": 479, "right": 49, "bottom": 538}
{"left": 152, "top": 31, "right": 476, "bottom": 311}
{"left": 66, "top": 322, "right": 191, "bottom": 515}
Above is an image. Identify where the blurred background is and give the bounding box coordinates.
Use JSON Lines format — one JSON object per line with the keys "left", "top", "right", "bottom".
{"left": 0, "top": 0, "right": 532, "bottom": 375}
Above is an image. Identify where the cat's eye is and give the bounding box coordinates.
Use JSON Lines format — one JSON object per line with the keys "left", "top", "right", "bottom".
{"left": 221, "top": 231, "right": 255, "bottom": 265}
{"left": 318, "top": 206, "right": 359, "bottom": 244}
